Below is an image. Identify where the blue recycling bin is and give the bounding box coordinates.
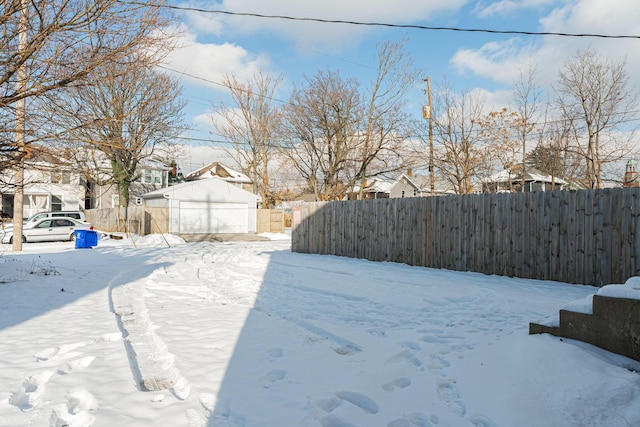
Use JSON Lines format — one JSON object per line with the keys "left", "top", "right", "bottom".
{"left": 74, "top": 229, "right": 98, "bottom": 249}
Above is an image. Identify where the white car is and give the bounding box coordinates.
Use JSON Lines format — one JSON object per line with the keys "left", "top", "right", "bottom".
{"left": 1, "top": 218, "right": 93, "bottom": 244}
{"left": 24, "top": 211, "right": 87, "bottom": 225}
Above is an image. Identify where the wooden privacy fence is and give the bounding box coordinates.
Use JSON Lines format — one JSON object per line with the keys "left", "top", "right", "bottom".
{"left": 292, "top": 188, "right": 640, "bottom": 286}
{"left": 86, "top": 207, "right": 169, "bottom": 235}
{"left": 87, "top": 207, "right": 284, "bottom": 235}
{"left": 256, "top": 209, "right": 284, "bottom": 234}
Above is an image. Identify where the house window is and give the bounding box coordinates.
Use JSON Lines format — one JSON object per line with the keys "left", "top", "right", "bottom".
{"left": 51, "top": 195, "right": 63, "bottom": 211}
{"left": 112, "top": 195, "right": 120, "bottom": 208}
{"left": 51, "top": 171, "right": 71, "bottom": 184}
{"left": 139, "top": 169, "right": 162, "bottom": 184}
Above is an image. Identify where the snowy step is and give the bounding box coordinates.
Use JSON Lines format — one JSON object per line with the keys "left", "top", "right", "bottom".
{"left": 529, "top": 295, "right": 640, "bottom": 362}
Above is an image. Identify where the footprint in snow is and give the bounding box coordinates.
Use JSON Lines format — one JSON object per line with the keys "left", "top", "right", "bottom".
{"left": 57, "top": 356, "right": 95, "bottom": 375}
{"left": 436, "top": 379, "right": 466, "bottom": 417}
{"left": 259, "top": 369, "right": 286, "bottom": 388}
{"left": 382, "top": 377, "right": 412, "bottom": 392}
{"left": 384, "top": 349, "right": 425, "bottom": 371}
{"left": 469, "top": 414, "right": 499, "bottom": 427}
{"left": 265, "top": 347, "right": 283, "bottom": 361}
{"left": 387, "top": 412, "right": 435, "bottom": 427}
{"left": 34, "top": 342, "right": 87, "bottom": 363}
{"left": 427, "top": 354, "right": 451, "bottom": 372}
{"left": 9, "top": 370, "right": 54, "bottom": 411}
{"left": 320, "top": 414, "right": 358, "bottom": 427}
{"left": 49, "top": 388, "right": 98, "bottom": 427}
{"left": 335, "top": 391, "right": 379, "bottom": 415}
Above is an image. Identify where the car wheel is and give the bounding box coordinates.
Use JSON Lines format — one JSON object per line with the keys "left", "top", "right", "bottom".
{"left": 21, "top": 235, "right": 26, "bottom": 243}
{"left": 69, "top": 233, "right": 75, "bottom": 242}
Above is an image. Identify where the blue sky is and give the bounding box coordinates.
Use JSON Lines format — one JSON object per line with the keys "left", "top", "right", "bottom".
{"left": 162, "top": 0, "right": 640, "bottom": 169}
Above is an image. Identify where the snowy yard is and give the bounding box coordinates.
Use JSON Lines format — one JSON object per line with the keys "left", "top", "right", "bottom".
{"left": 0, "top": 234, "right": 639, "bottom": 427}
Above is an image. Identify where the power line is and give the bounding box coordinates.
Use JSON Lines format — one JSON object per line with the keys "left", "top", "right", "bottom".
{"left": 136, "top": 2, "right": 640, "bottom": 40}
{"left": 158, "top": 65, "right": 290, "bottom": 105}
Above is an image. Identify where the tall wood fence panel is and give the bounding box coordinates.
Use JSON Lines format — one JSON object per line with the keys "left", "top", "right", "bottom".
{"left": 86, "top": 207, "right": 169, "bottom": 235}
{"left": 256, "top": 209, "right": 284, "bottom": 234}
{"left": 291, "top": 188, "right": 640, "bottom": 286}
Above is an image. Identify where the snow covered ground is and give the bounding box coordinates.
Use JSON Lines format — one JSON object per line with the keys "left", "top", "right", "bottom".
{"left": 0, "top": 233, "right": 639, "bottom": 427}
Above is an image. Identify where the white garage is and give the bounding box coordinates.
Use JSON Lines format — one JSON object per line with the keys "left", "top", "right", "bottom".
{"left": 142, "top": 178, "right": 260, "bottom": 234}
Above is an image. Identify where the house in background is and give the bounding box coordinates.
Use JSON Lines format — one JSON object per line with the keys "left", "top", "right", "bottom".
{"left": 348, "top": 179, "right": 392, "bottom": 200}
{"left": 86, "top": 159, "right": 172, "bottom": 209}
{"left": 0, "top": 147, "right": 84, "bottom": 219}
{"left": 483, "top": 165, "right": 569, "bottom": 193}
{"left": 142, "top": 177, "right": 260, "bottom": 234}
{"left": 389, "top": 170, "right": 456, "bottom": 198}
{"left": 184, "top": 162, "right": 254, "bottom": 193}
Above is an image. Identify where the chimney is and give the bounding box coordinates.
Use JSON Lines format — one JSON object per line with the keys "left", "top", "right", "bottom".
{"left": 624, "top": 159, "right": 639, "bottom": 187}
{"left": 407, "top": 168, "right": 413, "bottom": 177}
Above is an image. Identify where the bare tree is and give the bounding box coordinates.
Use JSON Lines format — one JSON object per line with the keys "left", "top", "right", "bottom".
{"left": 47, "top": 59, "right": 186, "bottom": 206}
{"left": 477, "top": 108, "right": 522, "bottom": 191}
{"left": 527, "top": 117, "right": 584, "bottom": 187}
{"left": 281, "top": 69, "right": 362, "bottom": 201}
{"left": 556, "top": 47, "right": 638, "bottom": 188}
{"left": 213, "top": 71, "right": 283, "bottom": 208}
{"left": 353, "top": 39, "right": 420, "bottom": 198}
{"left": 281, "top": 41, "right": 418, "bottom": 201}
{"left": 433, "top": 86, "right": 489, "bottom": 194}
{"left": 512, "top": 64, "right": 541, "bottom": 191}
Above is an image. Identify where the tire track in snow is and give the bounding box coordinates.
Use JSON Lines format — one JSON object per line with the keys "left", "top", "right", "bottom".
{"left": 108, "top": 264, "right": 189, "bottom": 399}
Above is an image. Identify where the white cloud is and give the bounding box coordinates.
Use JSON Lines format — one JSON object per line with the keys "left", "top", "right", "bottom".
{"left": 183, "top": 0, "right": 467, "bottom": 50}
{"left": 451, "top": 40, "right": 538, "bottom": 84}
{"left": 164, "top": 31, "right": 271, "bottom": 90}
{"left": 176, "top": 144, "right": 235, "bottom": 174}
{"left": 450, "top": 0, "right": 640, "bottom": 90}
{"left": 474, "top": 0, "right": 557, "bottom": 18}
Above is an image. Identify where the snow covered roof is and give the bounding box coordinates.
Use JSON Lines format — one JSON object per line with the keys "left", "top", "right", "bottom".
{"left": 142, "top": 177, "right": 259, "bottom": 203}
{"left": 486, "top": 167, "right": 568, "bottom": 185}
{"left": 184, "top": 162, "right": 252, "bottom": 184}
{"left": 361, "top": 180, "right": 392, "bottom": 193}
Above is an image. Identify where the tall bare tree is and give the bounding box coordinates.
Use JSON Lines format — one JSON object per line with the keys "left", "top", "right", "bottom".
{"left": 47, "top": 59, "right": 186, "bottom": 207}
{"left": 281, "top": 69, "right": 362, "bottom": 201}
{"left": 281, "top": 41, "right": 418, "bottom": 201}
{"left": 476, "top": 108, "right": 522, "bottom": 191}
{"left": 353, "top": 39, "right": 420, "bottom": 198}
{"left": 433, "top": 86, "right": 489, "bottom": 194}
{"left": 213, "top": 71, "right": 283, "bottom": 208}
{"left": 512, "top": 64, "right": 541, "bottom": 191}
{"left": 556, "top": 47, "right": 638, "bottom": 188}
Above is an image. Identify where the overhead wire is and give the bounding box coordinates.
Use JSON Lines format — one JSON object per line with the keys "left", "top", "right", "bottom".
{"left": 127, "top": 1, "right": 640, "bottom": 40}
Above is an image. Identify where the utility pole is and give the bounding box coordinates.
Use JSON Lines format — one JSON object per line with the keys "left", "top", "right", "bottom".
{"left": 13, "top": 0, "right": 28, "bottom": 252}
{"left": 423, "top": 77, "right": 434, "bottom": 195}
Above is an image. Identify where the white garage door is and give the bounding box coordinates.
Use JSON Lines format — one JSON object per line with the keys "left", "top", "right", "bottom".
{"left": 178, "top": 201, "right": 249, "bottom": 234}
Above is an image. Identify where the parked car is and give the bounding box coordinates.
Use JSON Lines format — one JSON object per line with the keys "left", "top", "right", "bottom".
{"left": 24, "top": 211, "right": 87, "bottom": 225}
{"left": 1, "top": 217, "right": 93, "bottom": 244}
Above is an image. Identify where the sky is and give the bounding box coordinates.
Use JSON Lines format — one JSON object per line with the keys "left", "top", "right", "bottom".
{"left": 1, "top": 234, "right": 639, "bottom": 426}
{"left": 161, "top": 0, "right": 640, "bottom": 173}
